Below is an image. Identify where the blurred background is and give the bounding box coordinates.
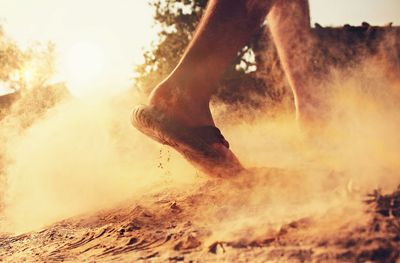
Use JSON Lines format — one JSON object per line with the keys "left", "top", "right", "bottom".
{"left": 0, "top": 0, "right": 398, "bottom": 99}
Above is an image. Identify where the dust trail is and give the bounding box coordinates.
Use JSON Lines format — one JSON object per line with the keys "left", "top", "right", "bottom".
{"left": 194, "top": 57, "right": 400, "bottom": 242}
{"left": 0, "top": 93, "right": 198, "bottom": 233}
{"left": 1, "top": 54, "right": 400, "bottom": 244}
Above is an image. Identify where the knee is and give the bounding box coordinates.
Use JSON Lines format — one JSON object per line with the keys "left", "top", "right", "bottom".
{"left": 211, "top": 0, "right": 273, "bottom": 13}
{"left": 245, "top": 0, "right": 276, "bottom": 17}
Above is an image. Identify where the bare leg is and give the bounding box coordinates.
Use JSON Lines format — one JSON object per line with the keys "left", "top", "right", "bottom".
{"left": 268, "top": 0, "right": 317, "bottom": 124}
{"left": 149, "top": 0, "right": 274, "bottom": 127}
{"left": 134, "top": 0, "right": 317, "bottom": 175}
{"left": 149, "top": 0, "right": 316, "bottom": 127}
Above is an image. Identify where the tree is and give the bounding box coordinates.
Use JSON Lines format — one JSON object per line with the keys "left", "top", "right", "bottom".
{"left": 0, "top": 26, "right": 69, "bottom": 125}
{"left": 0, "top": 26, "right": 28, "bottom": 92}
{"left": 0, "top": 25, "right": 69, "bottom": 205}
{"left": 135, "top": 0, "right": 207, "bottom": 95}
{"left": 134, "top": 0, "right": 292, "bottom": 115}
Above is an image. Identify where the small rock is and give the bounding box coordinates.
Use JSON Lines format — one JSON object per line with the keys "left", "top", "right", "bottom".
{"left": 169, "top": 256, "right": 184, "bottom": 261}
{"left": 208, "top": 242, "right": 225, "bottom": 254}
{"left": 139, "top": 252, "right": 159, "bottom": 260}
{"left": 142, "top": 212, "right": 152, "bottom": 217}
{"left": 174, "top": 234, "right": 201, "bottom": 251}
{"left": 170, "top": 202, "right": 182, "bottom": 213}
{"left": 126, "top": 224, "right": 141, "bottom": 232}
{"left": 127, "top": 237, "right": 138, "bottom": 245}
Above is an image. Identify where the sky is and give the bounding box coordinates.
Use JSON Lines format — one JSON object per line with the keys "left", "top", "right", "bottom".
{"left": 0, "top": 0, "right": 399, "bottom": 97}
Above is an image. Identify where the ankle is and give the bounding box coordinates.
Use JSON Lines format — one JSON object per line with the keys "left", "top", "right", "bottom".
{"left": 148, "top": 82, "right": 175, "bottom": 108}
{"left": 149, "top": 78, "right": 210, "bottom": 108}
{"left": 148, "top": 81, "right": 214, "bottom": 127}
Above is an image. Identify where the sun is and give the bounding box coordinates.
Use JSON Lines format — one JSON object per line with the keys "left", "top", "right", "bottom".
{"left": 64, "top": 42, "right": 106, "bottom": 98}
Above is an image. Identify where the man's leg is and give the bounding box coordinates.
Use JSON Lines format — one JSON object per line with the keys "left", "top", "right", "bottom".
{"left": 268, "top": 0, "right": 317, "bottom": 124}
{"left": 133, "top": 0, "right": 275, "bottom": 176}
{"left": 149, "top": 0, "right": 316, "bottom": 127}
{"left": 148, "top": 0, "right": 274, "bottom": 127}
{"left": 134, "top": 0, "right": 316, "bottom": 175}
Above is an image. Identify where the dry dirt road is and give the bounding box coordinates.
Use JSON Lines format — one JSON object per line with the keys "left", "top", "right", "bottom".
{"left": 1, "top": 175, "right": 400, "bottom": 262}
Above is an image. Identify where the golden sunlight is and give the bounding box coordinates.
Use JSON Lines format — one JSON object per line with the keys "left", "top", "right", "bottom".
{"left": 23, "top": 69, "right": 33, "bottom": 84}
{"left": 64, "top": 42, "right": 106, "bottom": 98}
{"left": 0, "top": 0, "right": 156, "bottom": 99}
{"left": 1, "top": 0, "right": 400, "bottom": 261}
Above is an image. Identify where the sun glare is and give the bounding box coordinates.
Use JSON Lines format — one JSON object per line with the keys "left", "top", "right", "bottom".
{"left": 64, "top": 42, "right": 106, "bottom": 97}
{"left": 23, "top": 70, "right": 33, "bottom": 84}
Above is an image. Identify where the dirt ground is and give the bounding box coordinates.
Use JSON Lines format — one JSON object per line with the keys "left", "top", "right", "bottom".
{"left": 1, "top": 172, "right": 400, "bottom": 263}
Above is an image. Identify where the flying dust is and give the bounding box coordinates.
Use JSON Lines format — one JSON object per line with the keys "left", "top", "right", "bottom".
{"left": 0, "top": 93, "right": 199, "bottom": 233}
{"left": 0, "top": 45, "right": 399, "bottom": 248}
{"left": 203, "top": 57, "right": 400, "bottom": 243}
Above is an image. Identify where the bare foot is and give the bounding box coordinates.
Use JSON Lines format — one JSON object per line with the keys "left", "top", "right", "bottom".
{"left": 132, "top": 85, "right": 244, "bottom": 176}
{"left": 148, "top": 81, "right": 215, "bottom": 127}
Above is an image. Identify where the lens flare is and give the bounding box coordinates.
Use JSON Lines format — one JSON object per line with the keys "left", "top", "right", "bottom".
{"left": 64, "top": 42, "right": 105, "bottom": 97}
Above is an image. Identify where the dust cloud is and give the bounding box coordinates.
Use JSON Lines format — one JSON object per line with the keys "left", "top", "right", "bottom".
{"left": 198, "top": 57, "right": 400, "bottom": 243}
{"left": 0, "top": 52, "right": 399, "bottom": 245}
{"left": 0, "top": 93, "right": 199, "bottom": 233}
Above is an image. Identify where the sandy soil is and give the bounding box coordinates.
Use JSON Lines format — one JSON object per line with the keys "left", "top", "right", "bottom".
{"left": 1, "top": 174, "right": 399, "bottom": 263}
